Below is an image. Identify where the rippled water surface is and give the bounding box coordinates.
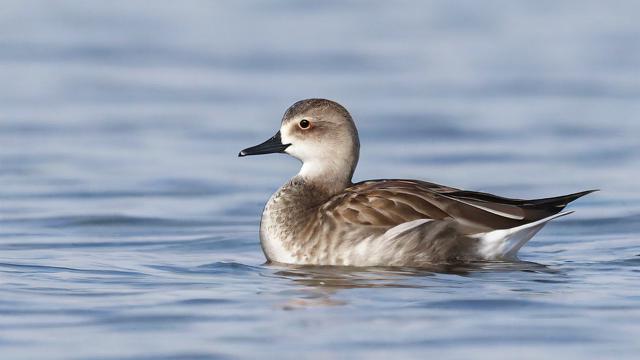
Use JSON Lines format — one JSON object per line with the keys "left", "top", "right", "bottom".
{"left": 1, "top": 1, "right": 639, "bottom": 359}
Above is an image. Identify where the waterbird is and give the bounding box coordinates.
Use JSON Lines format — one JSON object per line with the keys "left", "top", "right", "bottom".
{"left": 239, "top": 99, "right": 595, "bottom": 267}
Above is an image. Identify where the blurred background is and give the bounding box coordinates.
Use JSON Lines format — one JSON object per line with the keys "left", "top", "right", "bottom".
{"left": 0, "top": 1, "right": 639, "bottom": 359}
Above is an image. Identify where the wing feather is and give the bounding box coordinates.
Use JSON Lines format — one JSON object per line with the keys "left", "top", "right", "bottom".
{"left": 317, "top": 179, "right": 570, "bottom": 235}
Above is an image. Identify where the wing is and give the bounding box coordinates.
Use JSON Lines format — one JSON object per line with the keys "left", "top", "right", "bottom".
{"left": 316, "top": 179, "right": 593, "bottom": 235}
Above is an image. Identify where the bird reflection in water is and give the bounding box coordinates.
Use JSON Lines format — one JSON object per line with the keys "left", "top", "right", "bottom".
{"left": 264, "top": 261, "right": 554, "bottom": 310}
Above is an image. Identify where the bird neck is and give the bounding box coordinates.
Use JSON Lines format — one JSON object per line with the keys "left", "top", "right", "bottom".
{"left": 297, "top": 157, "right": 355, "bottom": 197}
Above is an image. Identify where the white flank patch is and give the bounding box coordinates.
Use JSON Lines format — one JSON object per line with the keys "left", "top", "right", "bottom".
{"left": 474, "top": 211, "right": 574, "bottom": 260}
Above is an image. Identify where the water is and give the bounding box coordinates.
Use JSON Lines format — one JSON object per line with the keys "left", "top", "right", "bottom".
{"left": 1, "top": 1, "right": 639, "bottom": 359}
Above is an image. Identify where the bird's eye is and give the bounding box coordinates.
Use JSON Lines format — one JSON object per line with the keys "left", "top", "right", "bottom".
{"left": 299, "top": 119, "right": 310, "bottom": 129}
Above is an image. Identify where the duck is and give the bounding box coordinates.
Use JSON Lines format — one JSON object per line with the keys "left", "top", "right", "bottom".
{"left": 238, "top": 99, "right": 594, "bottom": 267}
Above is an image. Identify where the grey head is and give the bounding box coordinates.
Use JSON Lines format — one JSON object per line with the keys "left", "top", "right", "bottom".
{"left": 239, "top": 99, "right": 360, "bottom": 194}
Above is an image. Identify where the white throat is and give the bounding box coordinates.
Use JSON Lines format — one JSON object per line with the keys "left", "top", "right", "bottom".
{"left": 297, "top": 157, "right": 354, "bottom": 195}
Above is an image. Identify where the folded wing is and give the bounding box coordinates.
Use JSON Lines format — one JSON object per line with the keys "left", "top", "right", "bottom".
{"left": 318, "top": 179, "right": 595, "bottom": 235}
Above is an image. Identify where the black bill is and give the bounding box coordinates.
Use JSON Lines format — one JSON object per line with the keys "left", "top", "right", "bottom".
{"left": 238, "top": 131, "right": 290, "bottom": 157}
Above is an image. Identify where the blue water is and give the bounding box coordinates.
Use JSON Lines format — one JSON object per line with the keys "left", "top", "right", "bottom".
{"left": 1, "top": 1, "right": 639, "bottom": 359}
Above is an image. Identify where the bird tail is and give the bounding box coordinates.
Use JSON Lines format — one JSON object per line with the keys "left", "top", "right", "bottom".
{"left": 524, "top": 189, "right": 598, "bottom": 209}
{"left": 473, "top": 211, "right": 573, "bottom": 260}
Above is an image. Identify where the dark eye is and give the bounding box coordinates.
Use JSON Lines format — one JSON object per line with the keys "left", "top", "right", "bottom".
{"left": 299, "top": 119, "right": 310, "bottom": 129}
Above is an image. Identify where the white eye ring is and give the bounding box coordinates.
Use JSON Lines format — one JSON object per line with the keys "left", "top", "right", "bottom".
{"left": 299, "top": 119, "right": 311, "bottom": 129}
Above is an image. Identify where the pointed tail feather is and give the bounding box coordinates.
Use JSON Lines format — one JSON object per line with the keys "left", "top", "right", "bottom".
{"left": 473, "top": 211, "right": 574, "bottom": 260}
{"left": 525, "top": 189, "right": 598, "bottom": 209}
